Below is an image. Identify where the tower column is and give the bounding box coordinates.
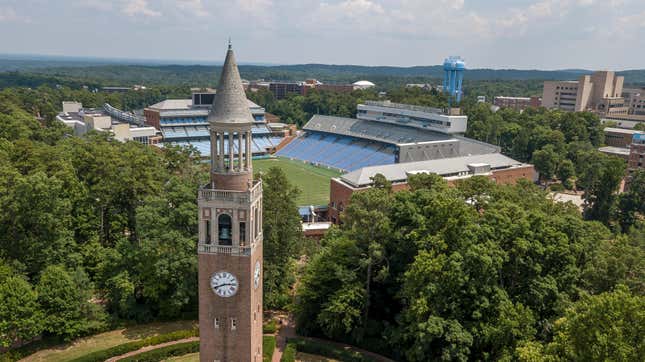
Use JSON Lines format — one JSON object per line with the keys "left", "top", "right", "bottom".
{"left": 246, "top": 131, "right": 252, "bottom": 169}
{"left": 218, "top": 132, "right": 225, "bottom": 171}
{"left": 238, "top": 131, "right": 243, "bottom": 172}
{"left": 228, "top": 132, "right": 234, "bottom": 171}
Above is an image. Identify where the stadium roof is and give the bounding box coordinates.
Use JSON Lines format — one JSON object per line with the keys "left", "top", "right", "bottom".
{"left": 304, "top": 115, "right": 452, "bottom": 145}
{"left": 148, "top": 98, "right": 261, "bottom": 111}
{"left": 340, "top": 153, "right": 527, "bottom": 188}
{"left": 208, "top": 43, "right": 255, "bottom": 125}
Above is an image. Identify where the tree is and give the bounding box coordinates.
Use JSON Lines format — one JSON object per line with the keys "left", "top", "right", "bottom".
{"left": 577, "top": 152, "right": 626, "bottom": 224}
{"left": 544, "top": 285, "right": 644, "bottom": 361}
{"left": 0, "top": 274, "right": 43, "bottom": 348}
{"left": 259, "top": 167, "right": 302, "bottom": 309}
{"left": 615, "top": 170, "right": 645, "bottom": 231}
{"left": 36, "top": 265, "right": 105, "bottom": 340}
{"left": 556, "top": 159, "right": 576, "bottom": 188}
{"left": 532, "top": 145, "right": 559, "bottom": 183}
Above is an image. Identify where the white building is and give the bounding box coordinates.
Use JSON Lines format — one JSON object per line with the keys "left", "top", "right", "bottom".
{"left": 356, "top": 100, "right": 468, "bottom": 134}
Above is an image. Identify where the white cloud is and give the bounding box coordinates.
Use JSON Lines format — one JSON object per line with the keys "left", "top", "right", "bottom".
{"left": 122, "top": 0, "right": 161, "bottom": 17}
{"left": 0, "top": 6, "right": 30, "bottom": 23}
{"left": 176, "top": 0, "right": 209, "bottom": 17}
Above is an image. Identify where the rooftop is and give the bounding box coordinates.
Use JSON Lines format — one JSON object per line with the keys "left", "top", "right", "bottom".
{"left": 148, "top": 98, "right": 261, "bottom": 112}
{"left": 339, "top": 153, "right": 527, "bottom": 188}
{"left": 598, "top": 146, "right": 630, "bottom": 156}
{"left": 604, "top": 127, "right": 645, "bottom": 135}
{"left": 363, "top": 100, "right": 445, "bottom": 115}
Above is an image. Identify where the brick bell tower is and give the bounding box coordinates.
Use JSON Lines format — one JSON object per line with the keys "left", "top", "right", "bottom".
{"left": 198, "top": 42, "right": 263, "bottom": 362}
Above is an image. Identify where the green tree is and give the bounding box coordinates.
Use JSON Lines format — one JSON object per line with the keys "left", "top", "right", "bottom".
{"left": 0, "top": 274, "right": 44, "bottom": 348}
{"left": 532, "top": 145, "right": 560, "bottom": 183}
{"left": 556, "top": 159, "right": 576, "bottom": 188}
{"left": 615, "top": 170, "right": 645, "bottom": 231}
{"left": 260, "top": 167, "right": 302, "bottom": 309}
{"left": 545, "top": 285, "right": 644, "bottom": 361}
{"left": 36, "top": 265, "right": 105, "bottom": 340}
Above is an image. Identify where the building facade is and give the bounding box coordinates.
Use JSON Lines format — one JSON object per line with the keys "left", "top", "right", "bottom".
{"left": 197, "top": 44, "right": 263, "bottom": 362}
{"left": 328, "top": 153, "right": 535, "bottom": 224}
{"left": 604, "top": 127, "right": 645, "bottom": 148}
{"left": 494, "top": 96, "right": 541, "bottom": 111}
{"left": 629, "top": 133, "right": 645, "bottom": 171}
{"left": 357, "top": 100, "right": 467, "bottom": 134}
{"left": 542, "top": 71, "right": 628, "bottom": 116}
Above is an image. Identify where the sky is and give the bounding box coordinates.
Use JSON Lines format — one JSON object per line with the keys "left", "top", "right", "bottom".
{"left": 0, "top": 0, "right": 644, "bottom": 69}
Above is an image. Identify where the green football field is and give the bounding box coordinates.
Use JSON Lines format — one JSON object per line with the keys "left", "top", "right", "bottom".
{"left": 253, "top": 157, "right": 342, "bottom": 206}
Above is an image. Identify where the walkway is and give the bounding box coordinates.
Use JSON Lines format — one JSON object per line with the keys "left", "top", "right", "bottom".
{"left": 106, "top": 337, "right": 199, "bottom": 362}
{"left": 271, "top": 315, "right": 296, "bottom": 362}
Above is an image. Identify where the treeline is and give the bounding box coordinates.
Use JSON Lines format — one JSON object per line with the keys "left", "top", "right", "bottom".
{"left": 295, "top": 174, "right": 644, "bottom": 361}
{"left": 463, "top": 103, "right": 643, "bottom": 230}
{"left": 0, "top": 89, "right": 301, "bottom": 349}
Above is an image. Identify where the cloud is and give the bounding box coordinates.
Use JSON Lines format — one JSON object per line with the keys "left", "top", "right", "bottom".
{"left": 122, "top": 0, "right": 161, "bottom": 17}
{"left": 0, "top": 6, "right": 30, "bottom": 23}
{"left": 177, "top": 0, "right": 210, "bottom": 17}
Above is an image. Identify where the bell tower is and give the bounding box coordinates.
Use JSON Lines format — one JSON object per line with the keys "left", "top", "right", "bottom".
{"left": 198, "top": 42, "right": 263, "bottom": 362}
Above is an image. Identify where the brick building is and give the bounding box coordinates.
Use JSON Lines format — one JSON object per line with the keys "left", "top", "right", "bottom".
{"left": 604, "top": 127, "right": 645, "bottom": 147}
{"left": 328, "top": 153, "right": 536, "bottom": 224}
{"left": 493, "top": 96, "right": 541, "bottom": 111}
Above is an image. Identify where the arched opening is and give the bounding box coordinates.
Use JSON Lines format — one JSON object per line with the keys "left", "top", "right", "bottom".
{"left": 218, "top": 214, "right": 232, "bottom": 245}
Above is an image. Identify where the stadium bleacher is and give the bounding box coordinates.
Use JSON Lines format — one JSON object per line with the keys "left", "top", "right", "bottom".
{"left": 276, "top": 132, "right": 396, "bottom": 172}
{"left": 170, "top": 135, "right": 282, "bottom": 157}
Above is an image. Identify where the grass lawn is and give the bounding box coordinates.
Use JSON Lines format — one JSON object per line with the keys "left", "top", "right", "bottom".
{"left": 162, "top": 352, "right": 199, "bottom": 361}
{"left": 21, "top": 320, "right": 197, "bottom": 362}
{"left": 253, "top": 157, "right": 342, "bottom": 206}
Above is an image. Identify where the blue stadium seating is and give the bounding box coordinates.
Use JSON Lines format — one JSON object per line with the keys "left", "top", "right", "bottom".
{"left": 276, "top": 132, "right": 396, "bottom": 171}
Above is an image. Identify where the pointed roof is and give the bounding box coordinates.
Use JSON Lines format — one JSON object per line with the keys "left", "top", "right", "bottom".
{"left": 208, "top": 43, "right": 254, "bottom": 125}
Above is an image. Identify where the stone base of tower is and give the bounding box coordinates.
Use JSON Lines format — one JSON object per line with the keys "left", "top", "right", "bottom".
{"left": 212, "top": 172, "right": 252, "bottom": 192}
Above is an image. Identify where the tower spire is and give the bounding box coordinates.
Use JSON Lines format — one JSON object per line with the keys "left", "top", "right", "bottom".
{"left": 208, "top": 41, "right": 253, "bottom": 125}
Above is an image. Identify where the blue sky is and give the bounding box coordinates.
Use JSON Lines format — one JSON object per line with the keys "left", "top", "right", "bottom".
{"left": 0, "top": 0, "right": 643, "bottom": 69}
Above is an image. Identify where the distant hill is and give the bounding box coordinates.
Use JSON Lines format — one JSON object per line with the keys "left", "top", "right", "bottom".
{"left": 1, "top": 55, "right": 644, "bottom": 87}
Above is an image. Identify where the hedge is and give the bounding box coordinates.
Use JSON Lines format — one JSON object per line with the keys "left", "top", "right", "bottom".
{"left": 280, "top": 342, "right": 297, "bottom": 362}
{"left": 288, "top": 338, "right": 375, "bottom": 362}
{"left": 263, "top": 319, "right": 278, "bottom": 334}
{"left": 263, "top": 335, "right": 276, "bottom": 362}
{"left": 67, "top": 329, "right": 198, "bottom": 362}
{"left": 119, "top": 341, "right": 199, "bottom": 362}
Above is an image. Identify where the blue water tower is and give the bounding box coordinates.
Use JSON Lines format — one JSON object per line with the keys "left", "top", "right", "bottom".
{"left": 443, "top": 56, "right": 465, "bottom": 103}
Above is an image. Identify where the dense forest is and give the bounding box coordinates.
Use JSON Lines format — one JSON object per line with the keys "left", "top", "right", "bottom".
{"left": 0, "top": 66, "right": 643, "bottom": 361}
{"left": 0, "top": 89, "right": 301, "bottom": 355}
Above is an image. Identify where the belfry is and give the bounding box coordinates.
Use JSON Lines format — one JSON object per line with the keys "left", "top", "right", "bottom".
{"left": 197, "top": 42, "right": 263, "bottom": 362}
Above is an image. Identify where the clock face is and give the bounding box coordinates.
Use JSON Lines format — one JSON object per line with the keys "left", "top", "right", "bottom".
{"left": 254, "top": 261, "right": 261, "bottom": 289}
{"left": 210, "top": 271, "right": 238, "bottom": 297}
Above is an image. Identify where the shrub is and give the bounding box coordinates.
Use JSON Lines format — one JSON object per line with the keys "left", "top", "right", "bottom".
{"left": 68, "top": 328, "right": 198, "bottom": 362}
{"left": 263, "top": 319, "right": 278, "bottom": 334}
{"left": 549, "top": 183, "right": 565, "bottom": 192}
{"left": 119, "top": 341, "right": 199, "bottom": 362}
{"left": 280, "top": 342, "right": 297, "bottom": 362}
{"left": 289, "top": 338, "right": 374, "bottom": 362}
{"left": 263, "top": 335, "right": 276, "bottom": 362}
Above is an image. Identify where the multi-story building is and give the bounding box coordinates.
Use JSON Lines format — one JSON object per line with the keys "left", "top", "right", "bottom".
{"left": 542, "top": 71, "right": 628, "bottom": 116}
{"left": 356, "top": 100, "right": 467, "bottom": 134}
{"left": 604, "top": 127, "right": 645, "bottom": 148}
{"left": 268, "top": 81, "right": 311, "bottom": 99}
{"left": 328, "top": 153, "right": 535, "bottom": 224}
{"left": 629, "top": 133, "right": 645, "bottom": 170}
{"left": 56, "top": 102, "right": 159, "bottom": 144}
{"left": 494, "top": 96, "right": 541, "bottom": 111}
{"left": 623, "top": 88, "right": 645, "bottom": 115}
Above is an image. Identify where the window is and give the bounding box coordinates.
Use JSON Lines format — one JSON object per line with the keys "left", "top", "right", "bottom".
{"left": 239, "top": 222, "right": 246, "bottom": 244}
{"left": 231, "top": 318, "right": 237, "bottom": 331}
{"left": 205, "top": 220, "right": 211, "bottom": 244}
{"left": 218, "top": 214, "right": 232, "bottom": 246}
{"left": 214, "top": 317, "right": 220, "bottom": 329}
